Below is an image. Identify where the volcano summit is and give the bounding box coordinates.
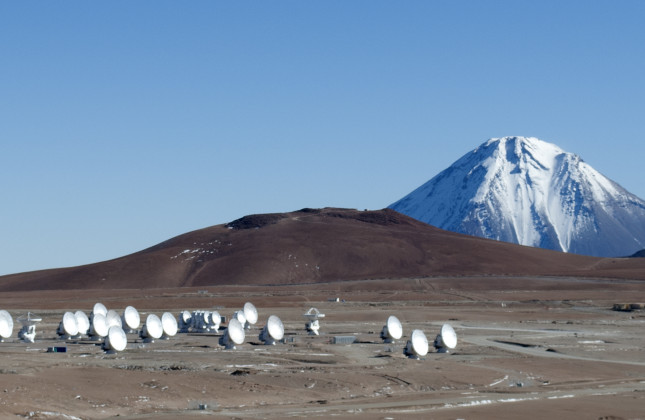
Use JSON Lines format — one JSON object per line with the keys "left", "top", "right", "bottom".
{"left": 390, "top": 136, "right": 645, "bottom": 257}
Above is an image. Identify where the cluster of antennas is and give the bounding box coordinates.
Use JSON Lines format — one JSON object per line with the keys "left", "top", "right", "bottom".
{"left": 51, "top": 303, "right": 179, "bottom": 353}
{"left": 179, "top": 310, "right": 222, "bottom": 333}
{"left": 379, "top": 315, "right": 458, "bottom": 359}
{"left": 179, "top": 302, "right": 283, "bottom": 349}
{"left": 219, "top": 315, "right": 284, "bottom": 349}
{"left": 232, "top": 302, "right": 259, "bottom": 330}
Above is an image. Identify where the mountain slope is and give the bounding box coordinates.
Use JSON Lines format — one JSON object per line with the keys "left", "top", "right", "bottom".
{"left": 390, "top": 136, "right": 645, "bottom": 257}
{"left": 1, "top": 208, "right": 645, "bottom": 292}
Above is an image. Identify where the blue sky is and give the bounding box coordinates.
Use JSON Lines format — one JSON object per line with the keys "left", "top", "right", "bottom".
{"left": 2, "top": 1, "right": 644, "bottom": 275}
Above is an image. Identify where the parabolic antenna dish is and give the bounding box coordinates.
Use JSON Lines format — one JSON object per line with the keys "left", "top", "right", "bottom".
{"left": 105, "top": 326, "right": 127, "bottom": 352}
{"left": 409, "top": 329, "right": 429, "bottom": 358}
{"left": 92, "top": 303, "right": 108, "bottom": 317}
{"left": 386, "top": 315, "right": 403, "bottom": 340}
{"left": 144, "top": 314, "right": 163, "bottom": 339}
{"left": 227, "top": 318, "right": 245, "bottom": 345}
{"left": 180, "top": 310, "right": 191, "bottom": 324}
{"left": 61, "top": 311, "right": 79, "bottom": 337}
{"left": 161, "top": 312, "right": 178, "bottom": 337}
{"left": 303, "top": 307, "right": 325, "bottom": 320}
{"left": 0, "top": 310, "right": 14, "bottom": 339}
{"left": 438, "top": 323, "right": 458, "bottom": 350}
{"left": 243, "top": 302, "right": 258, "bottom": 325}
{"left": 91, "top": 313, "right": 110, "bottom": 338}
{"left": 74, "top": 311, "right": 90, "bottom": 335}
{"left": 266, "top": 315, "right": 284, "bottom": 341}
{"left": 122, "top": 306, "right": 140, "bottom": 331}
{"left": 106, "top": 310, "right": 122, "bottom": 328}
{"left": 211, "top": 311, "right": 221, "bottom": 327}
{"left": 233, "top": 311, "right": 246, "bottom": 325}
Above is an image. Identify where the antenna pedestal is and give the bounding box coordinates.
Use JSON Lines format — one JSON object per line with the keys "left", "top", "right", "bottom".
{"left": 404, "top": 341, "right": 421, "bottom": 359}
{"left": 434, "top": 335, "right": 450, "bottom": 353}
{"left": 140, "top": 330, "right": 156, "bottom": 343}
{"left": 381, "top": 326, "right": 395, "bottom": 343}
{"left": 303, "top": 308, "right": 324, "bottom": 335}
{"left": 219, "top": 334, "right": 236, "bottom": 349}
{"left": 18, "top": 325, "right": 37, "bottom": 343}
{"left": 17, "top": 313, "right": 42, "bottom": 343}
{"left": 306, "top": 320, "right": 320, "bottom": 335}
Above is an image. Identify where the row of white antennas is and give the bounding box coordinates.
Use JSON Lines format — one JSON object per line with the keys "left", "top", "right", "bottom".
{"left": 220, "top": 314, "right": 285, "bottom": 349}
{"left": 380, "top": 315, "right": 458, "bottom": 359}
{"left": 1, "top": 306, "right": 456, "bottom": 359}
{"left": 0, "top": 303, "right": 301, "bottom": 352}
{"left": 0, "top": 304, "right": 179, "bottom": 354}
{"left": 62, "top": 303, "right": 179, "bottom": 353}
{"left": 178, "top": 302, "right": 261, "bottom": 334}
{"left": 190, "top": 304, "right": 323, "bottom": 349}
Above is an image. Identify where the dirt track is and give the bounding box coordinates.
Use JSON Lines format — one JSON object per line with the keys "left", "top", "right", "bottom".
{"left": 0, "top": 276, "right": 644, "bottom": 419}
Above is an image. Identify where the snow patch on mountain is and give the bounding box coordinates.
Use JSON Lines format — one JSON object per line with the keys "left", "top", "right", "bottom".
{"left": 390, "top": 136, "right": 645, "bottom": 257}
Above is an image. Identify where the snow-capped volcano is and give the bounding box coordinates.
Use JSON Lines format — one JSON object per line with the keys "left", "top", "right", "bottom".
{"left": 389, "top": 136, "right": 645, "bottom": 257}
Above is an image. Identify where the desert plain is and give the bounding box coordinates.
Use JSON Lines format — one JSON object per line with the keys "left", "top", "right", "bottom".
{"left": 0, "top": 275, "right": 644, "bottom": 420}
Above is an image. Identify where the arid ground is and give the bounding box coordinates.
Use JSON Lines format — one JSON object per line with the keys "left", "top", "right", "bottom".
{"left": 1, "top": 276, "right": 644, "bottom": 419}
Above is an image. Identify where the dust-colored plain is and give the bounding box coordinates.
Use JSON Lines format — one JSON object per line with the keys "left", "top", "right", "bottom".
{"left": 1, "top": 276, "right": 644, "bottom": 419}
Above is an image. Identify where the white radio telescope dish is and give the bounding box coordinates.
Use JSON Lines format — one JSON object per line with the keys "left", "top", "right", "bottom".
{"left": 180, "top": 310, "right": 192, "bottom": 324}
{"left": 243, "top": 302, "right": 258, "bottom": 329}
{"left": 259, "top": 315, "right": 284, "bottom": 345}
{"left": 106, "top": 310, "right": 122, "bottom": 328}
{"left": 210, "top": 310, "right": 221, "bottom": 332}
{"left": 202, "top": 311, "right": 213, "bottom": 330}
{"left": 103, "top": 326, "right": 127, "bottom": 353}
{"left": 233, "top": 310, "right": 246, "bottom": 326}
{"left": 92, "top": 303, "right": 108, "bottom": 317}
{"left": 74, "top": 311, "right": 90, "bottom": 337}
{"left": 405, "top": 329, "right": 429, "bottom": 359}
{"left": 219, "top": 318, "right": 245, "bottom": 349}
{"left": 122, "top": 306, "right": 140, "bottom": 333}
{"left": 303, "top": 307, "right": 325, "bottom": 320}
{"left": 178, "top": 310, "right": 193, "bottom": 333}
{"left": 0, "top": 310, "right": 14, "bottom": 341}
{"left": 140, "top": 314, "right": 163, "bottom": 343}
{"left": 58, "top": 311, "right": 79, "bottom": 339}
{"left": 89, "top": 313, "right": 109, "bottom": 340}
{"left": 381, "top": 315, "right": 403, "bottom": 343}
{"left": 161, "top": 312, "right": 178, "bottom": 339}
{"left": 434, "top": 323, "right": 458, "bottom": 353}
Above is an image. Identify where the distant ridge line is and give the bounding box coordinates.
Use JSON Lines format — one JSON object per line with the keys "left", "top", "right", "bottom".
{"left": 1, "top": 207, "right": 645, "bottom": 291}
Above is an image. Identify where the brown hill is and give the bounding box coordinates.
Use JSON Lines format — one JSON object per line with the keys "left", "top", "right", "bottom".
{"left": 1, "top": 208, "right": 644, "bottom": 292}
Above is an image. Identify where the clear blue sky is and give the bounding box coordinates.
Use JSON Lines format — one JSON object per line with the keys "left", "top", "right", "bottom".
{"left": 2, "top": 1, "right": 644, "bottom": 275}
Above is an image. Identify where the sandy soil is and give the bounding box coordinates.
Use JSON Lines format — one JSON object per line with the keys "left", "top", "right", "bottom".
{"left": 0, "top": 276, "right": 644, "bottom": 419}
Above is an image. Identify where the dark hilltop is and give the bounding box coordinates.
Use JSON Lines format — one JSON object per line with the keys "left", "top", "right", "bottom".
{"left": 2, "top": 208, "right": 645, "bottom": 292}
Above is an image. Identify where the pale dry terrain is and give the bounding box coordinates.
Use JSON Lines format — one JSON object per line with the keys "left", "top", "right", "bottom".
{"left": 0, "top": 276, "right": 644, "bottom": 419}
